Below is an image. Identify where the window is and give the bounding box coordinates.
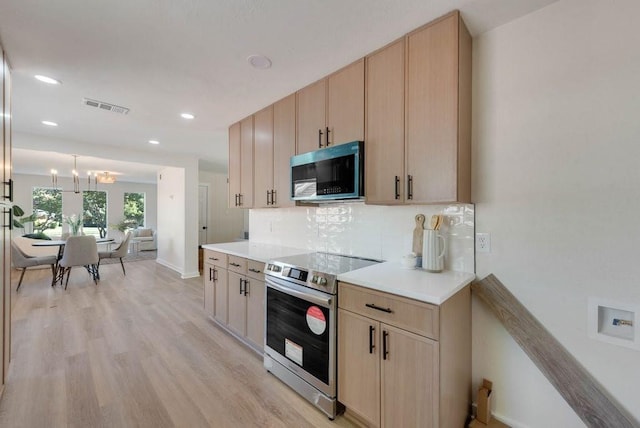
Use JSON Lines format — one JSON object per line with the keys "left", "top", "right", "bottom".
{"left": 32, "top": 187, "right": 62, "bottom": 237}
{"left": 83, "top": 191, "right": 107, "bottom": 238}
{"left": 124, "top": 192, "right": 145, "bottom": 228}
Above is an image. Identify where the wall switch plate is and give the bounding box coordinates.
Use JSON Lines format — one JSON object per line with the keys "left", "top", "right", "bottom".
{"left": 476, "top": 233, "right": 491, "bottom": 253}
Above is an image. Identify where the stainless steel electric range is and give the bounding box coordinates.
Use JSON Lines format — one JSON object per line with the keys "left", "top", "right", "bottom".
{"left": 263, "top": 252, "right": 379, "bottom": 419}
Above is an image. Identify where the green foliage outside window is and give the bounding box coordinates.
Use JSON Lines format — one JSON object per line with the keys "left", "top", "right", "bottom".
{"left": 83, "top": 191, "right": 108, "bottom": 238}
{"left": 124, "top": 192, "right": 145, "bottom": 228}
{"left": 31, "top": 188, "right": 62, "bottom": 233}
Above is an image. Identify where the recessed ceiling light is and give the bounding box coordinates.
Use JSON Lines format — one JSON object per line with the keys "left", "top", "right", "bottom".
{"left": 42, "top": 120, "right": 58, "bottom": 127}
{"left": 35, "top": 75, "right": 61, "bottom": 85}
{"left": 180, "top": 113, "right": 195, "bottom": 120}
{"left": 148, "top": 140, "right": 160, "bottom": 145}
{"left": 247, "top": 54, "right": 272, "bottom": 69}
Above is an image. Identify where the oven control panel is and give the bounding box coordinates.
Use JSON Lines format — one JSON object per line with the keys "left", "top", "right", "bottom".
{"left": 311, "top": 274, "right": 328, "bottom": 286}
{"left": 266, "top": 262, "right": 337, "bottom": 294}
{"left": 283, "top": 267, "right": 308, "bottom": 282}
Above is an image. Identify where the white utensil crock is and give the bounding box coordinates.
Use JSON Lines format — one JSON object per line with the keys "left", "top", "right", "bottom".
{"left": 422, "top": 230, "right": 446, "bottom": 272}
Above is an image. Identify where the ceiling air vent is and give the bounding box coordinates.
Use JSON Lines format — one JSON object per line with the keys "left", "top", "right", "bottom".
{"left": 83, "top": 98, "right": 130, "bottom": 115}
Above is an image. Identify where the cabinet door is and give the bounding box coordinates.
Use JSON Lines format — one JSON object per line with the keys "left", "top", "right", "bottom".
{"left": 253, "top": 105, "right": 274, "bottom": 208}
{"left": 227, "top": 271, "right": 247, "bottom": 337}
{"left": 228, "top": 122, "right": 241, "bottom": 208}
{"left": 239, "top": 116, "right": 254, "bottom": 208}
{"left": 245, "top": 277, "right": 265, "bottom": 350}
{"left": 214, "top": 268, "right": 229, "bottom": 325}
{"left": 406, "top": 13, "right": 459, "bottom": 203}
{"left": 296, "top": 79, "right": 326, "bottom": 154}
{"left": 338, "top": 309, "right": 380, "bottom": 427}
{"left": 272, "top": 94, "right": 296, "bottom": 207}
{"left": 381, "top": 324, "right": 438, "bottom": 428}
{"left": 365, "top": 39, "right": 405, "bottom": 204}
{"left": 327, "top": 59, "right": 364, "bottom": 146}
{"left": 203, "top": 263, "right": 215, "bottom": 316}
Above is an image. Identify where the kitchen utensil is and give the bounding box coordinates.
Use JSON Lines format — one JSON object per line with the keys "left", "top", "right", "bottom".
{"left": 429, "top": 215, "right": 439, "bottom": 230}
{"left": 422, "top": 229, "right": 446, "bottom": 272}
{"left": 412, "top": 214, "right": 425, "bottom": 256}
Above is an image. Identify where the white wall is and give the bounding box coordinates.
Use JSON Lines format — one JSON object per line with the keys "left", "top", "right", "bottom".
{"left": 473, "top": 0, "right": 640, "bottom": 426}
{"left": 198, "top": 171, "right": 245, "bottom": 243}
{"left": 156, "top": 163, "right": 199, "bottom": 278}
{"left": 250, "top": 203, "right": 474, "bottom": 272}
{"left": 11, "top": 173, "right": 157, "bottom": 234}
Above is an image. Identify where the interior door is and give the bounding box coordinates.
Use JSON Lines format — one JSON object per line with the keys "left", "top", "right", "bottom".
{"left": 198, "top": 184, "right": 208, "bottom": 245}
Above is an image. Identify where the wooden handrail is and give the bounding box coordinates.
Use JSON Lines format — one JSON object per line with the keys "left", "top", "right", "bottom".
{"left": 472, "top": 274, "right": 638, "bottom": 428}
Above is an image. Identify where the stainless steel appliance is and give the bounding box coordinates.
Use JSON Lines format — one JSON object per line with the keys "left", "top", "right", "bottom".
{"left": 264, "top": 252, "right": 379, "bottom": 419}
{"left": 290, "top": 141, "right": 364, "bottom": 202}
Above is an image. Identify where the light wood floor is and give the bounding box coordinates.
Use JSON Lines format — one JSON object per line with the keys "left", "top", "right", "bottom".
{"left": 0, "top": 261, "right": 356, "bottom": 427}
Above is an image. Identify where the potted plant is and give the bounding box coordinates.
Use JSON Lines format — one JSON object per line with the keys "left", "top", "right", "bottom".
{"left": 63, "top": 214, "right": 83, "bottom": 236}
{"left": 2, "top": 203, "right": 55, "bottom": 240}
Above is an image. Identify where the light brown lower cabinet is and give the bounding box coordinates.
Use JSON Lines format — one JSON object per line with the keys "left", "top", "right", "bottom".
{"left": 203, "top": 251, "right": 265, "bottom": 352}
{"left": 203, "top": 250, "right": 228, "bottom": 323}
{"left": 338, "top": 282, "right": 470, "bottom": 428}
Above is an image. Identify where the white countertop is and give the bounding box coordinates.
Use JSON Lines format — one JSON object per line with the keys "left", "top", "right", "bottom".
{"left": 201, "top": 241, "right": 311, "bottom": 263}
{"left": 202, "top": 242, "right": 474, "bottom": 305}
{"left": 337, "top": 262, "right": 475, "bottom": 305}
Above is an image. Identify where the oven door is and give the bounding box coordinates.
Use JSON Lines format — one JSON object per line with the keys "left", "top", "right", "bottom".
{"left": 265, "top": 275, "right": 336, "bottom": 397}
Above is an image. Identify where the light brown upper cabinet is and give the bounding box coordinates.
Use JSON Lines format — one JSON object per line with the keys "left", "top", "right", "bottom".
{"left": 228, "top": 122, "right": 241, "bottom": 208}
{"left": 228, "top": 116, "right": 255, "bottom": 208}
{"left": 272, "top": 94, "right": 296, "bottom": 207}
{"left": 253, "top": 105, "right": 274, "bottom": 208}
{"left": 405, "top": 11, "right": 471, "bottom": 204}
{"left": 365, "top": 38, "right": 406, "bottom": 204}
{"left": 253, "top": 95, "right": 297, "bottom": 208}
{"left": 296, "top": 59, "right": 364, "bottom": 154}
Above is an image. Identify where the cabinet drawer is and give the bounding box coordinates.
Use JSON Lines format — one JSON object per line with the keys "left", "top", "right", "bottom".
{"left": 203, "top": 250, "right": 227, "bottom": 269}
{"left": 228, "top": 255, "right": 247, "bottom": 274}
{"left": 338, "top": 282, "right": 439, "bottom": 340}
{"left": 246, "top": 259, "right": 265, "bottom": 281}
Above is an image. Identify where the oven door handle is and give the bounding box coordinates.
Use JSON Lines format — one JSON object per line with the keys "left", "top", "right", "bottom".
{"left": 266, "top": 279, "right": 332, "bottom": 308}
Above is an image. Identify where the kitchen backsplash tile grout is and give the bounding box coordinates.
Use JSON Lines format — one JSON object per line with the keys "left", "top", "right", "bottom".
{"left": 250, "top": 203, "right": 475, "bottom": 273}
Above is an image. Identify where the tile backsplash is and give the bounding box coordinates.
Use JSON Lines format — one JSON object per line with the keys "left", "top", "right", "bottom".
{"left": 250, "top": 203, "right": 475, "bottom": 273}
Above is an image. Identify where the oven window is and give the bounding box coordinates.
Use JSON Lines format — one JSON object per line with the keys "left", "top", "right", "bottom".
{"left": 266, "top": 287, "right": 330, "bottom": 384}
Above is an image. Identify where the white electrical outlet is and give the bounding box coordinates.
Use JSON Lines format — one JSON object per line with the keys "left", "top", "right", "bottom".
{"left": 476, "top": 233, "right": 491, "bottom": 253}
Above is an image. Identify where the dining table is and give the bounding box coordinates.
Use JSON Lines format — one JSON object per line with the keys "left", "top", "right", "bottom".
{"left": 33, "top": 237, "right": 114, "bottom": 286}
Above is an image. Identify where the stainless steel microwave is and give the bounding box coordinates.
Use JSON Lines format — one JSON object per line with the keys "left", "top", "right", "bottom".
{"left": 290, "top": 141, "right": 364, "bottom": 201}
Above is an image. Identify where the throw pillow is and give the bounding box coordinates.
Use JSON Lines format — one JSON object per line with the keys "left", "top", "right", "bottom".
{"left": 138, "top": 228, "right": 153, "bottom": 237}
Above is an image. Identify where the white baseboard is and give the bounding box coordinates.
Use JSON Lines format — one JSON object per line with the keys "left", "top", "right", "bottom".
{"left": 155, "top": 258, "right": 182, "bottom": 274}
{"left": 181, "top": 271, "right": 200, "bottom": 279}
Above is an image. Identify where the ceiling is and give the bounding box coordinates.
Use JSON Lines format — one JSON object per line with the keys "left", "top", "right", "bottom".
{"left": 0, "top": 0, "right": 558, "bottom": 182}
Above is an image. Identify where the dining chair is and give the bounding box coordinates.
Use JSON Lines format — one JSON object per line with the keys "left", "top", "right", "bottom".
{"left": 58, "top": 235, "right": 100, "bottom": 289}
{"left": 98, "top": 231, "right": 132, "bottom": 275}
{"left": 10, "top": 241, "right": 58, "bottom": 291}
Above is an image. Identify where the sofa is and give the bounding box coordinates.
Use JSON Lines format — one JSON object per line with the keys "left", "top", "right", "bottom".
{"left": 130, "top": 228, "right": 157, "bottom": 251}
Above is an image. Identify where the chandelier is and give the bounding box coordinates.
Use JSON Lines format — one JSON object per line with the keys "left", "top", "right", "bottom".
{"left": 50, "top": 155, "right": 116, "bottom": 193}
